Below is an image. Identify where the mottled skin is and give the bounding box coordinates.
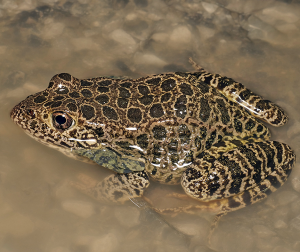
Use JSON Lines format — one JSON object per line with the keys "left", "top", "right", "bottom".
{"left": 11, "top": 59, "right": 295, "bottom": 228}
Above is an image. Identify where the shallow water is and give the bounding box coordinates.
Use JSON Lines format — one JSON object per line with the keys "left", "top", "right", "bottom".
{"left": 1, "top": 0, "right": 300, "bottom": 251}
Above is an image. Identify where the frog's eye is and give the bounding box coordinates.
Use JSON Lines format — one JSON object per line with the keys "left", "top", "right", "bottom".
{"left": 52, "top": 111, "right": 73, "bottom": 131}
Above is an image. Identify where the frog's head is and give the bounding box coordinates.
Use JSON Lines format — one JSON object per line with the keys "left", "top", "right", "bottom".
{"left": 10, "top": 73, "right": 107, "bottom": 154}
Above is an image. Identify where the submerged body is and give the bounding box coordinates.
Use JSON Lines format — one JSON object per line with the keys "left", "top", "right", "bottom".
{"left": 11, "top": 59, "right": 295, "bottom": 215}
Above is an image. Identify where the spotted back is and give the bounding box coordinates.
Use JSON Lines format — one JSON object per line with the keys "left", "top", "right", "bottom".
{"left": 11, "top": 70, "right": 271, "bottom": 184}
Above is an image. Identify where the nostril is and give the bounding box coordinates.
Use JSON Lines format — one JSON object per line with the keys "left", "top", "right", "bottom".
{"left": 27, "top": 109, "right": 36, "bottom": 119}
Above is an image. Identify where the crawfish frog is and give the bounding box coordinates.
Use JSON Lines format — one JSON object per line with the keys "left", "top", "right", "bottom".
{"left": 11, "top": 59, "right": 296, "bottom": 217}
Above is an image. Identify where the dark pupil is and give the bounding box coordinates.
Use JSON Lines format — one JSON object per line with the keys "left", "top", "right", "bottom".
{"left": 55, "top": 115, "right": 66, "bottom": 125}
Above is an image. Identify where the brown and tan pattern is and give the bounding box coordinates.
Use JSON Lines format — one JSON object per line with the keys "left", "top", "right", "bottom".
{"left": 10, "top": 60, "right": 295, "bottom": 217}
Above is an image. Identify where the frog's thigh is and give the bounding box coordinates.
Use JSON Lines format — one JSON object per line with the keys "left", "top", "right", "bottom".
{"left": 181, "top": 141, "right": 295, "bottom": 211}
{"left": 74, "top": 171, "right": 150, "bottom": 203}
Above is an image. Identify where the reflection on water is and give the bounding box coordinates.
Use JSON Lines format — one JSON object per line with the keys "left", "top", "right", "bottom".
{"left": 1, "top": 0, "right": 300, "bottom": 251}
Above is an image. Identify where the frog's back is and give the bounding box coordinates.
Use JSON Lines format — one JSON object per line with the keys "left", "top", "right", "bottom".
{"left": 11, "top": 70, "right": 270, "bottom": 184}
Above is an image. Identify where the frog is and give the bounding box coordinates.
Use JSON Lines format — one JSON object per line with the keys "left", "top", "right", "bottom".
{"left": 10, "top": 58, "right": 295, "bottom": 226}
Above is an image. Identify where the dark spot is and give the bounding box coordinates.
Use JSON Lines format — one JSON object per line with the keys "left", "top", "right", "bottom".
{"left": 120, "top": 82, "right": 132, "bottom": 88}
{"left": 58, "top": 73, "right": 71, "bottom": 81}
{"left": 80, "top": 80, "right": 93, "bottom": 86}
{"left": 119, "top": 87, "right": 131, "bottom": 98}
{"left": 113, "top": 191, "right": 124, "bottom": 200}
{"left": 44, "top": 101, "right": 53, "bottom": 107}
{"left": 239, "top": 89, "right": 252, "bottom": 101}
{"left": 97, "top": 86, "right": 110, "bottom": 93}
{"left": 228, "top": 198, "right": 241, "bottom": 209}
{"left": 217, "top": 77, "right": 234, "bottom": 90}
{"left": 161, "top": 78, "right": 176, "bottom": 91}
{"left": 97, "top": 79, "right": 112, "bottom": 86}
{"left": 138, "top": 95, "right": 153, "bottom": 105}
{"left": 234, "top": 118, "right": 243, "bottom": 133}
{"left": 81, "top": 105, "right": 95, "bottom": 120}
{"left": 34, "top": 95, "right": 47, "bottom": 103}
{"left": 151, "top": 167, "right": 157, "bottom": 175}
{"left": 95, "top": 94, "right": 109, "bottom": 105}
{"left": 56, "top": 87, "right": 69, "bottom": 94}
{"left": 179, "top": 83, "right": 193, "bottom": 96}
{"left": 165, "top": 174, "right": 173, "bottom": 183}
{"left": 146, "top": 77, "right": 161, "bottom": 85}
{"left": 176, "top": 95, "right": 187, "bottom": 104}
{"left": 150, "top": 104, "right": 164, "bottom": 118}
{"left": 134, "top": 189, "right": 140, "bottom": 196}
{"left": 138, "top": 85, "right": 150, "bottom": 95}
{"left": 216, "top": 98, "right": 230, "bottom": 125}
{"left": 117, "top": 98, "right": 129, "bottom": 108}
{"left": 43, "top": 114, "right": 48, "bottom": 119}
{"left": 241, "top": 190, "right": 252, "bottom": 206}
{"left": 53, "top": 95, "right": 65, "bottom": 101}
{"left": 199, "top": 97, "right": 211, "bottom": 122}
{"left": 116, "top": 141, "right": 131, "bottom": 150}
{"left": 197, "top": 81, "right": 210, "bottom": 94}
{"left": 94, "top": 127, "right": 104, "bottom": 138}
{"left": 43, "top": 91, "right": 49, "bottom": 96}
{"left": 152, "top": 125, "right": 167, "bottom": 140}
{"left": 102, "top": 106, "right": 118, "bottom": 120}
{"left": 204, "top": 75, "right": 213, "bottom": 84}
{"left": 175, "top": 95, "right": 187, "bottom": 119}
{"left": 257, "top": 125, "right": 263, "bottom": 132}
{"left": 273, "top": 141, "right": 283, "bottom": 164}
{"left": 67, "top": 103, "right": 77, "bottom": 112}
{"left": 50, "top": 101, "right": 62, "bottom": 108}
{"left": 127, "top": 108, "right": 142, "bottom": 123}
{"left": 161, "top": 93, "right": 171, "bottom": 102}
{"left": 245, "top": 119, "right": 255, "bottom": 131}
{"left": 137, "top": 134, "right": 148, "bottom": 149}
{"left": 81, "top": 89, "right": 93, "bottom": 98}
{"left": 69, "top": 91, "right": 80, "bottom": 98}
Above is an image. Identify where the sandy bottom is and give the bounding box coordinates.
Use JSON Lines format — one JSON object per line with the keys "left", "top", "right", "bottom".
{"left": 1, "top": 0, "right": 300, "bottom": 251}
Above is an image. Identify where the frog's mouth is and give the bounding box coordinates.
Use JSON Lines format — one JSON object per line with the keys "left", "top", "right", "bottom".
{"left": 11, "top": 99, "right": 70, "bottom": 149}
{"left": 10, "top": 99, "right": 33, "bottom": 131}
{"left": 10, "top": 100, "right": 101, "bottom": 165}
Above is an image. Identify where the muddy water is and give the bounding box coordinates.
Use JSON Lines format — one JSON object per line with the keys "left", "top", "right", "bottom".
{"left": 1, "top": 0, "right": 300, "bottom": 251}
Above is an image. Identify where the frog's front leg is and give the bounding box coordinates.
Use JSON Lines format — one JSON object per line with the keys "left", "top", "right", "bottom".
{"left": 182, "top": 140, "right": 295, "bottom": 211}
{"left": 71, "top": 171, "right": 150, "bottom": 203}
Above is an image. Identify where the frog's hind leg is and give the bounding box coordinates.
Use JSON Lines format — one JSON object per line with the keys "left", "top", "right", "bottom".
{"left": 182, "top": 140, "right": 295, "bottom": 242}
{"left": 71, "top": 171, "right": 150, "bottom": 204}
{"left": 188, "top": 58, "right": 288, "bottom": 126}
{"left": 182, "top": 140, "right": 295, "bottom": 205}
